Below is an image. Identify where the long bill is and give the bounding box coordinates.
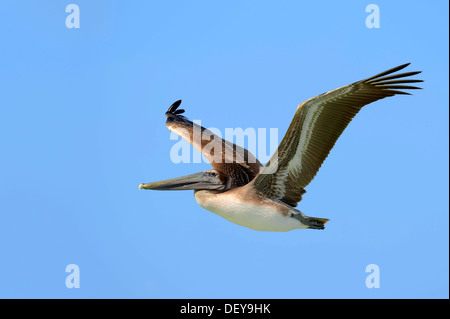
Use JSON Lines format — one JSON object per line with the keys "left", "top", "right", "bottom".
{"left": 139, "top": 171, "right": 225, "bottom": 191}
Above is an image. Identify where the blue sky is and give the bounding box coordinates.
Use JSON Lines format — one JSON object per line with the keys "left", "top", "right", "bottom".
{"left": 0, "top": 1, "right": 448, "bottom": 298}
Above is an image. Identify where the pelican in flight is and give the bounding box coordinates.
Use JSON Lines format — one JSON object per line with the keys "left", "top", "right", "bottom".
{"left": 140, "top": 63, "right": 422, "bottom": 231}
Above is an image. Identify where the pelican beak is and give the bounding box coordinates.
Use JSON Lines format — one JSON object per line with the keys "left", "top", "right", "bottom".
{"left": 139, "top": 171, "right": 225, "bottom": 191}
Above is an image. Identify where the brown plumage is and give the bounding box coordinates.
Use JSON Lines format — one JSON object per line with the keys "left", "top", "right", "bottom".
{"left": 165, "top": 101, "right": 262, "bottom": 188}
{"left": 250, "top": 63, "right": 422, "bottom": 207}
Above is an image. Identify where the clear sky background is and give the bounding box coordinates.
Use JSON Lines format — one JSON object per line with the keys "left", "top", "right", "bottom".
{"left": 0, "top": 1, "right": 448, "bottom": 298}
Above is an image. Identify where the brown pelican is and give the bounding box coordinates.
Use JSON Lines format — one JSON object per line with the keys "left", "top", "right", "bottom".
{"left": 140, "top": 63, "right": 422, "bottom": 231}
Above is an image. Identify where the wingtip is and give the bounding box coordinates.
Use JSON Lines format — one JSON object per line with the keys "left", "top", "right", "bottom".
{"left": 389, "top": 62, "right": 411, "bottom": 73}
{"left": 364, "top": 63, "right": 421, "bottom": 83}
{"left": 167, "top": 100, "right": 182, "bottom": 113}
{"left": 392, "top": 63, "right": 411, "bottom": 72}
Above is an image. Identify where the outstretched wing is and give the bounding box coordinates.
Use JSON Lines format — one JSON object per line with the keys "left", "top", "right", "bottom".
{"left": 165, "top": 100, "right": 262, "bottom": 188}
{"left": 250, "top": 63, "right": 423, "bottom": 207}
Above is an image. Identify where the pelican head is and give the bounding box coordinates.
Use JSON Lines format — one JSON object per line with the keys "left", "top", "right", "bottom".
{"left": 139, "top": 169, "right": 226, "bottom": 191}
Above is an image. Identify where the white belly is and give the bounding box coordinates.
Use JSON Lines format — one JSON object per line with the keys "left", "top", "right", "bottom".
{"left": 194, "top": 191, "right": 306, "bottom": 232}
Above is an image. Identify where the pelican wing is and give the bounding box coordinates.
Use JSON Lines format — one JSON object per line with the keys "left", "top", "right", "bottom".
{"left": 251, "top": 63, "right": 422, "bottom": 207}
{"left": 165, "top": 100, "right": 262, "bottom": 188}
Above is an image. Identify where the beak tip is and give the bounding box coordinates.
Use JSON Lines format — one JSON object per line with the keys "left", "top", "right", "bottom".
{"left": 139, "top": 183, "right": 144, "bottom": 190}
